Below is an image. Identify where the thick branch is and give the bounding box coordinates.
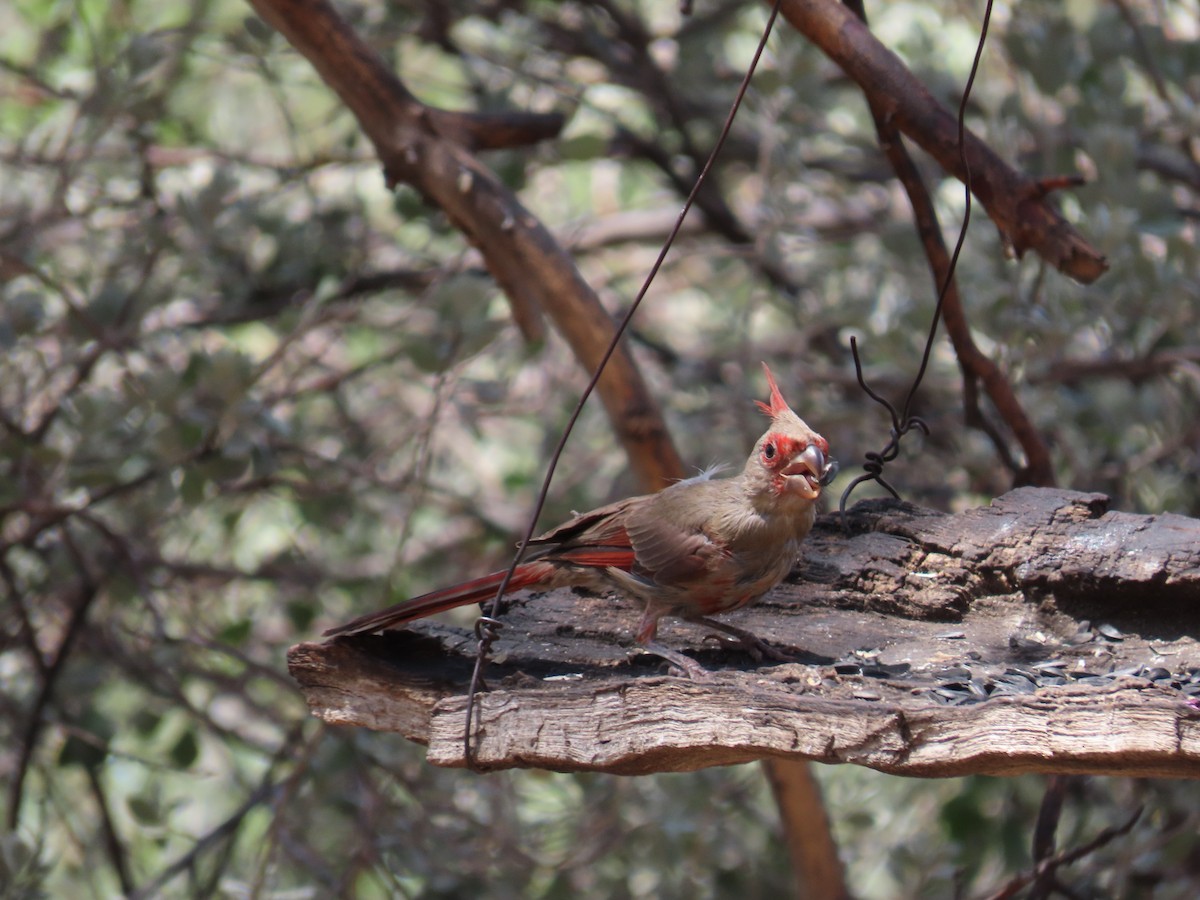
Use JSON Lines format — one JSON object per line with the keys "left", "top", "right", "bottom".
{"left": 245, "top": 0, "right": 684, "bottom": 488}
{"left": 767, "top": 760, "right": 851, "bottom": 900}
{"left": 774, "top": 0, "right": 1108, "bottom": 283}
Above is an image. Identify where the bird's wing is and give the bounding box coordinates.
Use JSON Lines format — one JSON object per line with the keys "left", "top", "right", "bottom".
{"left": 527, "top": 486, "right": 728, "bottom": 588}
{"left": 525, "top": 496, "right": 641, "bottom": 570}
{"left": 621, "top": 484, "right": 728, "bottom": 587}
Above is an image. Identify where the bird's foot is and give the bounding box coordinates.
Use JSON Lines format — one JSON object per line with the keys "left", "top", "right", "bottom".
{"left": 692, "top": 617, "right": 796, "bottom": 664}
{"left": 638, "top": 642, "right": 713, "bottom": 680}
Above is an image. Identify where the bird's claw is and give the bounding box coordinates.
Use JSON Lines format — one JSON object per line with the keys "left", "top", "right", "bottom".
{"left": 638, "top": 642, "right": 713, "bottom": 680}
{"left": 693, "top": 617, "right": 797, "bottom": 664}
{"left": 702, "top": 632, "right": 794, "bottom": 663}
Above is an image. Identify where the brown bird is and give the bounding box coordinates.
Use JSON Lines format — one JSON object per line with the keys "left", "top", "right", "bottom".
{"left": 325, "top": 365, "right": 835, "bottom": 676}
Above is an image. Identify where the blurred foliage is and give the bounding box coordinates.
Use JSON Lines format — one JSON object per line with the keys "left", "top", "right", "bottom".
{"left": 2, "top": 0, "right": 1199, "bottom": 896}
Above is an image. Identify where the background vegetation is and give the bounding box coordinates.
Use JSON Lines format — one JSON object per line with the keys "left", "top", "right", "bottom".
{"left": 2, "top": 0, "right": 1198, "bottom": 896}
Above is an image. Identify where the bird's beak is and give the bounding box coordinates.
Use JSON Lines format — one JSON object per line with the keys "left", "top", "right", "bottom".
{"left": 819, "top": 454, "right": 839, "bottom": 486}
{"left": 782, "top": 443, "right": 835, "bottom": 498}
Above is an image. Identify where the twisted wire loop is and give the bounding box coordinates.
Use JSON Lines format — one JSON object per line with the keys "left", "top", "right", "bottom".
{"left": 838, "top": 0, "right": 994, "bottom": 529}
{"left": 838, "top": 336, "right": 931, "bottom": 521}
{"left": 474, "top": 615, "right": 505, "bottom": 643}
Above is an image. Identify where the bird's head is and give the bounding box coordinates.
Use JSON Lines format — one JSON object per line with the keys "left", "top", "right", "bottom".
{"left": 747, "top": 363, "right": 836, "bottom": 501}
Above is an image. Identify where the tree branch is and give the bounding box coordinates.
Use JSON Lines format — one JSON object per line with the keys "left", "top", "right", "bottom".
{"left": 7, "top": 561, "right": 100, "bottom": 829}
{"left": 244, "top": 0, "right": 685, "bottom": 489}
{"left": 766, "top": 759, "right": 851, "bottom": 900}
{"left": 773, "top": 0, "right": 1108, "bottom": 283}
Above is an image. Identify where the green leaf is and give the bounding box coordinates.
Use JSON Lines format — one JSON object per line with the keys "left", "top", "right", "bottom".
{"left": 179, "top": 468, "right": 208, "bottom": 505}
{"left": 219, "top": 618, "right": 252, "bottom": 646}
{"left": 127, "top": 794, "right": 162, "bottom": 826}
{"left": 58, "top": 734, "right": 106, "bottom": 771}
{"left": 558, "top": 134, "right": 607, "bottom": 161}
{"left": 169, "top": 729, "right": 199, "bottom": 769}
{"left": 132, "top": 709, "right": 162, "bottom": 737}
{"left": 4, "top": 290, "right": 46, "bottom": 336}
{"left": 286, "top": 600, "right": 316, "bottom": 632}
{"left": 243, "top": 15, "right": 275, "bottom": 44}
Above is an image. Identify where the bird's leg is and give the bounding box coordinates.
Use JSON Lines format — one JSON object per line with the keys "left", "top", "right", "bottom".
{"left": 690, "top": 617, "right": 795, "bottom": 664}
{"left": 635, "top": 610, "right": 711, "bottom": 679}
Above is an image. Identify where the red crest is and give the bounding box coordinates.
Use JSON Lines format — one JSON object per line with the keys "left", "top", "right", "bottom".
{"left": 755, "top": 363, "right": 790, "bottom": 417}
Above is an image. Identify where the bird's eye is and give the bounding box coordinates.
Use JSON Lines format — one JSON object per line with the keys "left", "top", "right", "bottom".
{"left": 763, "top": 442, "right": 776, "bottom": 460}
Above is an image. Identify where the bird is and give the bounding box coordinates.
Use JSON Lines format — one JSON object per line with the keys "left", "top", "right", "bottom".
{"left": 324, "top": 364, "right": 836, "bottom": 676}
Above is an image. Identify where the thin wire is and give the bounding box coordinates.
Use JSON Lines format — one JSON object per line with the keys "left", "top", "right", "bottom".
{"left": 462, "top": 0, "right": 787, "bottom": 768}
{"left": 839, "top": 0, "right": 994, "bottom": 522}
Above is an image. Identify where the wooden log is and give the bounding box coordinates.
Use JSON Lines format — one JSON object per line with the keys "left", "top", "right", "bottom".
{"left": 289, "top": 488, "right": 1200, "bottom": 776}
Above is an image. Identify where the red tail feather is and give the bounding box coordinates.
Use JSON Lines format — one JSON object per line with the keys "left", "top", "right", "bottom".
{"left": 323, "top": 563, "right": 551, "bottom": 637}
{"left": 553, "top": 547, "right": 636, "bottom": 568}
